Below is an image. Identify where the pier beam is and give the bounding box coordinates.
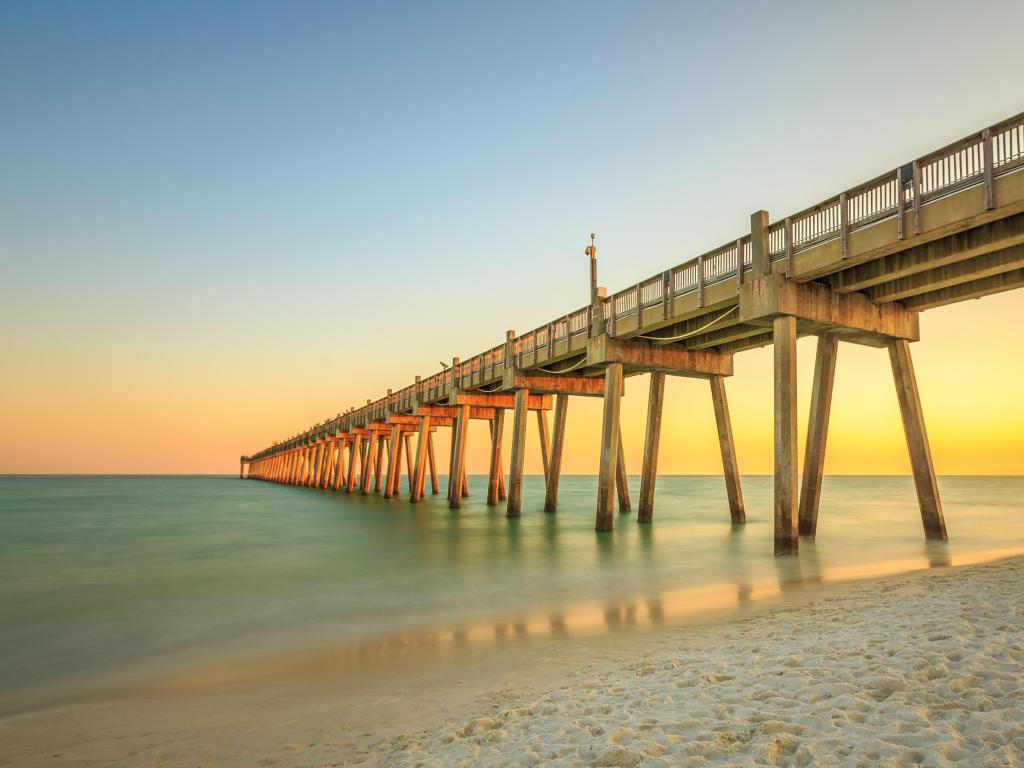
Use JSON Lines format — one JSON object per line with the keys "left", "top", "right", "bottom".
{"left": 710, "top": 375, "right": 746, "bottom": 524}
{"left": 487, "top": 409, "right": 505, "bottom": 506}
{"left": 595, "top": 362, "right": 623, "bottom": 532}
{"left": 798, "top": 334, "right": 839, "bottom": 536}
{"left": 449, "top": 406, "right": 469, "bottom": 509}
{"left": 773, "top": 315, "right": 799, "bottom": 555}
{"left": 888, "top": 339, "right": 948, "bottom": 540}
{"left": 506, "top": 388, "right": 529, "bottom": 517}
{"left": 638, "top": 372, "right": 665, "bottom": 523}
{"left": 543, "top": 394, "right": 568, "bottom": 513}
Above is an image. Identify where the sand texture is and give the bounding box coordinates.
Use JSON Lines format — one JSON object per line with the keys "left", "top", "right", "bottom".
{"left": 370, "top": 559, "right": 1024, "bottom": 767}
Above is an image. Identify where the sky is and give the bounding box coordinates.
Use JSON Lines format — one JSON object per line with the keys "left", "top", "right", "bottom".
{"left": 1, "top": 0, "right": 1023, "bottom": 475}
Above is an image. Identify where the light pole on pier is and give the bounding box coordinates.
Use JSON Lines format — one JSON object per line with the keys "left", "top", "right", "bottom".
{"left": 586, "top": 233, "right": 604, "bottom": 337}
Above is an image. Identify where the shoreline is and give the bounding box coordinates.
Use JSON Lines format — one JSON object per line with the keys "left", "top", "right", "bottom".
{"left": 4, "top": 543, "right": 1020, "bottom": 719}
{"left": 1, "top": 554, "right": 1022, "bottom": 766}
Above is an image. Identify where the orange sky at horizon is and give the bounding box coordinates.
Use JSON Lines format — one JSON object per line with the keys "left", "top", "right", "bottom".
{"left": 3, "top": 289, "right": 1022, "bottom": 477}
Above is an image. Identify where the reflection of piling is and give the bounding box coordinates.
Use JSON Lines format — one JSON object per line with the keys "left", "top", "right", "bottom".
{"left": 925, "top": 541, "right": 951, "bottom": 568}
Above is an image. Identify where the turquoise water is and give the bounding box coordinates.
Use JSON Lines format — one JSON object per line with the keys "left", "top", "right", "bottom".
{"left": 1, "top": 475, "right": 1022, "bottom": 704}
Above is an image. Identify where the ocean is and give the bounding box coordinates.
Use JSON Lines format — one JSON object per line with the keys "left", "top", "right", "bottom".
{"left": 2, "top": 474, "right": 1022, "bottom": 709}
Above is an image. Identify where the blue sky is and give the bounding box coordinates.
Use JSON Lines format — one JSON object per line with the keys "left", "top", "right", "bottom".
{"left": 2, "top": 1, "right": 1023, "bottom": 472}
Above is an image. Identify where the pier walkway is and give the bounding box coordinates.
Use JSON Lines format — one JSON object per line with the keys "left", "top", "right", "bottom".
{"left": 242, "top": 111, "right": 1024, "bottom": 555}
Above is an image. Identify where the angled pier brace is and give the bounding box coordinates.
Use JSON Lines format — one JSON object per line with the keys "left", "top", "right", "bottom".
{"left": 487, "top": 409, "right": 505, "bottom": 506}
{"left": 615, "top": 431, "right": 631, "bottom": 513}
{"left": 385, "top": 426, "right": 401, "bottom": 497}
{"left": 710, "top": 375, "right": 746, "bottom": 524}
{"left": 411, "top": 416, "right": 431, "bottom": 503}
{"left": 427, "top": 432, "right": 440, "bottom": 494}
{"left": 797, "top": 334, "right": 838, "bottom": 536}
{"left": 346, "top": 434, "right": 361, "bottom": 493}
{"left": 543, "top": 394, "right": 568, "bottom": 513}
{"left": 888, "top": 339, "right": 948, "bottom": 540}
{"left": 449, "top": 406, "right": 469, "bottom": 508}
{"left": 403, "top": 433, "right": 414, "bottom": 497}
{"left": 374, "top": 436, "right": 385, "bottom": 492}
{"left": 637, "top": 372, "right": 665, "bottom": 523}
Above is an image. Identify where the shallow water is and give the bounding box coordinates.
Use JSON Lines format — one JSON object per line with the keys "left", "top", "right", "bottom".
{"left": 1, "top": 474, "right": 1022, "bottom": 704}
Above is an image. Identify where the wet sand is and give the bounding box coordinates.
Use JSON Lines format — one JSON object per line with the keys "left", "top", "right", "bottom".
{"left": 1, "top": 556, "right": 1022, "bottom": 766}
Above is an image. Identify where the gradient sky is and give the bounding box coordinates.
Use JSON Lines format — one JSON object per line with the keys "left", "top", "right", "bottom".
{"left": 2, "top": 0, "right": 1023, "bottom": 475}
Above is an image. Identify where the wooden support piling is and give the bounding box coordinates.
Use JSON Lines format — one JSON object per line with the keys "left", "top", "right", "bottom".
{"left": 322, "top": 443, "right": 335, "bottom": 489}
{"left": 616, "top": 431, "right": 631, "bottom": 513}
{"left": 506, "top": 388, "right": 529, "bottom": 517}
{"left": 537, "top": 410, "right": 551, "bottom": 484}
{"left": 427, "top": 432, "right": 440, "bottom": 494}
{"left": 543, "top": 394, "right": 568, "bottom": 513}
{"left": 403, "top": 433, "right": 414, "bottom": 497}
{"left": 710, "top": 375, "right": 746, "bottom": 524}
{"left": 333, "top": 441, "right": 346, "bottom": 491}
{"left": 638, "top": 372, "right": 665, "bottom": 523}
{"left": 361, "top": 432, "right": 377, "bottom": 495}
{"left": 374, "top": 437, "right": 385, "bottom": 492}
{"left": 888, "top": 339, "right": 948, "bottom": 540}
{"left": 773, "top": 315, "right": 798, "bottom": 555}
{"left": 384, "top": 426, "right": 400, "bottom": 498}
{"left": 346, "top": 435, "right": 361, "bottom": 493}
{"left": 797, "top": 334, "right": 838, "bottom": 536}
{"left": 319, "top": 443, "right": 332, "bottom": 488}
{"left": 308, "top": 443, "right": 322, "bottom": 487}
{"left": 450, "top": 405, "right": 470, "bottom": 509}
{"left": 595, "top": 362, "right": 623, "bottom": 532}
{"left": 487, "top": 409, "right": 505, "bottom": 506}
{"left": 411, "top": 416, "right": 431, "bottom": 503}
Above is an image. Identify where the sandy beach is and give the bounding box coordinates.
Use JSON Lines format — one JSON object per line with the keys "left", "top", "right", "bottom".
{"left": 1, "top": 556, "right": 1021, "bottom": 767}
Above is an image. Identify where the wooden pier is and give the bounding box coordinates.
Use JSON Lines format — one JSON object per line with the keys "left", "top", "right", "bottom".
{"left": 242, "top": 111, "right": 1024, "bottom": 555}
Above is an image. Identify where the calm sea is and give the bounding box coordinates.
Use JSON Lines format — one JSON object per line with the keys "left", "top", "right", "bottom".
{"left": 1, "top": 475, "right": 1022, "bottom": 707}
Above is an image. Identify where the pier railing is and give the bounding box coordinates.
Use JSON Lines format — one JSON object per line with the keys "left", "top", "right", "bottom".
{"left": 249, "top": 111, "right": 1024, "bottom": 459}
